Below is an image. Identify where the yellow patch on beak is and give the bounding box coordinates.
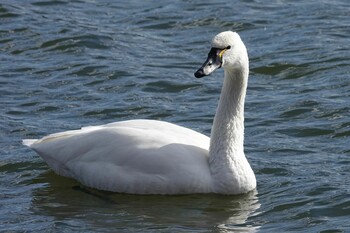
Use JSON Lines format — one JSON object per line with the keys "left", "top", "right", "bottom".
{"left": 218, "top": 48, "right": 229, "bottom": 61}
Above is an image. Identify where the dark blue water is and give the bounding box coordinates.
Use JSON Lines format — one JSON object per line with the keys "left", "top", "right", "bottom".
{"left": 1, "top": 0, "right": 349, "bottom": 232}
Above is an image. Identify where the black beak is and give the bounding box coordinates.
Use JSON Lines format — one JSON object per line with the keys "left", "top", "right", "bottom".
{"left": 194, "top": 47, "right": 225, "bottom": 78}
{"left": 194, "top": 68, "right": 206, "bottom": 78}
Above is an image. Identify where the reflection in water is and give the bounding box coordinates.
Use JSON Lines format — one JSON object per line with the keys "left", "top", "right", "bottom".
{"left": 31, "top": 171, "right": 261, "bottom": 232}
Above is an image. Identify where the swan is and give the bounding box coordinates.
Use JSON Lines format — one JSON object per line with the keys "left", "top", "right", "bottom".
{"left": 23, "top": 31, "right": 256, "bottom": 195}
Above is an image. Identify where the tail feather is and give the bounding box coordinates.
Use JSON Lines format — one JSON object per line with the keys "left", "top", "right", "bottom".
{"left": 22, "top": 139, "right": 38, "bottom": 147}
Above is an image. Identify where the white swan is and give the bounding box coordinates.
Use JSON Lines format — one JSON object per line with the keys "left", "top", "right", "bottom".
{"left": 23, "top": 31, "right": 256, "bottom": 195}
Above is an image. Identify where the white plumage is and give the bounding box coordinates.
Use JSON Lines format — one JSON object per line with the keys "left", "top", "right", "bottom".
{"left": 23, "top": 31, "right": 256, "bottom": 195}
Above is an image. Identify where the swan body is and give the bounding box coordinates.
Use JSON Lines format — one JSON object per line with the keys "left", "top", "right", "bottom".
{"left": 23, "top": 31, "right": 256, "bottom": 195}
{"left": 24, "top": 120, "right": 212, "bottom": 194}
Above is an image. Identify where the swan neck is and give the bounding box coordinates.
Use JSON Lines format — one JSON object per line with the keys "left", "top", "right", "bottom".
{"left": 209, "top": 64, "right": 255, "bottom": 194}
{"left": 210, "top": 67, "right": 248, "bottom": 155}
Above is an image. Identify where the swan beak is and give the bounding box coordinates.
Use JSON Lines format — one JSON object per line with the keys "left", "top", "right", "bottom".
{"left": 194, "top": 47, "right": 225, "bottom": 78}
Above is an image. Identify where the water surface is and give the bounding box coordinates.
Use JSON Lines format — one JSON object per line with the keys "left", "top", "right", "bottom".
{"left": 1, "top": 0, "right": 349, "bottom": 232}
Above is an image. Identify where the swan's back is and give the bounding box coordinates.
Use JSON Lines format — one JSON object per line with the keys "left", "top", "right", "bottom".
{"left": 25, "top": 120, "right": 212, "bottom": 194}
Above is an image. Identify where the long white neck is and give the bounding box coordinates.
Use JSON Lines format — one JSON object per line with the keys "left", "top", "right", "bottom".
{"left": 209, "top": 64, "right": 256, "bottom": 194}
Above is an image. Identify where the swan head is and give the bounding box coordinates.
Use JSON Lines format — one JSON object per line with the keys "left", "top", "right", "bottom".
{"left": 194, "top": 31, "right": 248, "bottom": 78}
